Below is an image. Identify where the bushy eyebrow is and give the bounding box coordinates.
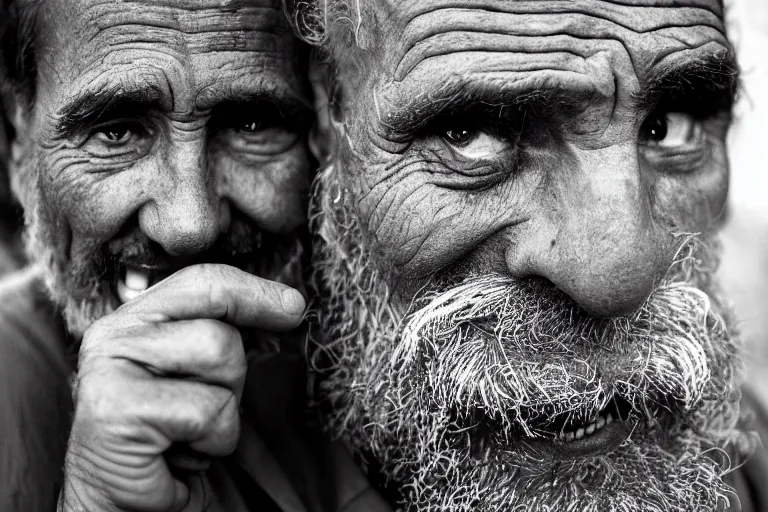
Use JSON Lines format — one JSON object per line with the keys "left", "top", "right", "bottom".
{"left": 381, "top": 52, "right": 739, "bottom": 140}
{"left": 53, "top": 83, "right": 314, "bottom": 138}
{"left": 633, "top": 52, "right": 739, "bottom": 115}
{"left": 54, "top": 84, "right": 165, "bottom": 137}
{"left": 381, "top": 81, "right": 588, "bottom": 140}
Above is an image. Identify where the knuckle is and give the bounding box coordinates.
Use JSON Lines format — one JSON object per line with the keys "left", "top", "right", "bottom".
{"left": 214, "top": 392, "right": 241, "bottom": 451}
{"left": 76, "top": 372, "right": 124, "bottom": 427}
{"left": 204, "top": 279, "right": 232, "bottom": 319}
{"left": 80, "top": 316, "right": 112, "bottom": 350}
{"left": 199, "top": 322, "right": 245, "bottom": 379}
{"left": 198, "top": 321, "right": 232, "bottom": 361}
{"left": 189, "top": 389, "right": 235, "bottom": 435}
{"left": 251, "top": 276, "right": 279, "bottom": 303}
{"left": 186, "top": 405, "right": 212, "bottom": 435}
{"left": 220, "top": 402, "right": 241, "bottom": 452}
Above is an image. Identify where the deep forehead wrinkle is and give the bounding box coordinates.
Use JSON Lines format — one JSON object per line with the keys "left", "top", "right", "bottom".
{"left": 384, "top": 0, "right": 723, "bottom": 27}
{"left": 382, "top": 0, "right": 727, "bottom": 82}
{"left": 86, "top": 1, "right": 283, "bottom": 35}
{"left": 56, "top": 0, "right": 289, "bottom": 55}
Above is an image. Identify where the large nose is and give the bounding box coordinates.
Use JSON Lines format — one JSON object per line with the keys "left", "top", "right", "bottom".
{"left": 138, "top": 140, "right": 228, "bottom": 256}
{"left": 506, "top": 143, "right": 671, "bottom": 318}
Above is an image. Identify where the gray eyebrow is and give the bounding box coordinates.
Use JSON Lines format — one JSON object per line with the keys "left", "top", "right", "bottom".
{"left": 380, "top": 78, "right": 590, "bottom": 140}
{"left": 633, "top": 51, "right": 739, "bottom": 114}
{"left": 54, "top": 84, "right": 165, "bottom": 136}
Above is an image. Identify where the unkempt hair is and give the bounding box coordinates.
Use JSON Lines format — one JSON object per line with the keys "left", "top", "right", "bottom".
{"left": 0, "top": 0, "right": 42, "bottom": 107}
{"left": 285, "top": 0, "right": 361, "bottom": 49}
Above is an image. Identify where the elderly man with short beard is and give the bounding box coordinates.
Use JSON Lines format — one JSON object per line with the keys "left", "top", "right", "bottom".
{"left": 0, "top": 0, "right": 315, "bottom": 510}
{"left": 286, "top": 0, "right": 768, "bottom": 511}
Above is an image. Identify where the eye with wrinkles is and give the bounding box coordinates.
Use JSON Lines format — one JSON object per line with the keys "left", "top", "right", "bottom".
{"left": 84, "top": 119, "right": 154, "bottom": 158}
{"left": 639, "top": 111, "right": 709, "bottom": 172}
{"left": 213, "top": 105, "right": 307, "bottom": 157}
{"left": 91, "top": 121, "right": 144, "bottom": 146}
{"left": 441, "top": 127, "right": 509, "bottom": 160}
{"left": 640, "top": 112, "right": 702, "bottom": 148}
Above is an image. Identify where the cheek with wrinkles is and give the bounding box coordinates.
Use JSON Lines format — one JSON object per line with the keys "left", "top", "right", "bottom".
{"left": 335, "top": 0, "right": 732, "bottom": 282}
{"left": 214, "top": 149, "right": 312, "bottom": 234}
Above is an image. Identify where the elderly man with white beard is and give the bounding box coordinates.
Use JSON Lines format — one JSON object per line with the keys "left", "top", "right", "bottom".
{"left": 4, "top": 0, "right": 768, "bottom": 511}
{"left": 286, "top": 0, "right": 768, "bottom": 511}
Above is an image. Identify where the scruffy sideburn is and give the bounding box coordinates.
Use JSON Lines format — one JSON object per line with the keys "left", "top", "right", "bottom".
{"left": 307, "top": 162, "right": 753, "bottom": 512}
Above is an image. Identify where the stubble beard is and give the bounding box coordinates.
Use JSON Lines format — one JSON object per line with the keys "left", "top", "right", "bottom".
{"left": 17, "top": 156, "right": 305, "bottom": 340}
{"left": 309, "top": 162, "right": 753, "bottom": 512}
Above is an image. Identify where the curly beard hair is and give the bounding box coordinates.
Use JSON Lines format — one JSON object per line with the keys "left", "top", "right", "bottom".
{"left": 308, "top": 162, "right": 753, "bottom": 512}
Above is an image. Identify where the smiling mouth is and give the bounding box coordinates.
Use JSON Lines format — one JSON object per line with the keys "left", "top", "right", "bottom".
{"left": 526, "top": 397, "right": 642, "bottom": 459}
{"left": 469, "top": 395, "right": 656, "bottom": 461}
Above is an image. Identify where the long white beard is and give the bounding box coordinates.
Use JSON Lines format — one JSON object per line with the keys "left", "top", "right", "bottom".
{"left": 308, "top": 163, "right": 752, "bottom": 512}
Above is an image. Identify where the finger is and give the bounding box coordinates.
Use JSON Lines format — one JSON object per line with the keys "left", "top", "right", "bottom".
{"left": 77, "top": 377, "right": 241, "bottom": 458}
{"left": 120, "top": 264, "right": 305, "bottom": 330}
{"left": 70, "top": 377, "right": 237, "bottom": 512}
{"left": 83, "top": 319, "right": 247, "bottom": 397}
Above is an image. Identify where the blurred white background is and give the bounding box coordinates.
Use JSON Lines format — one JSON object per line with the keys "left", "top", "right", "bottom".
{"left": 721, "top": 0, "right": 768, "bottom": 401}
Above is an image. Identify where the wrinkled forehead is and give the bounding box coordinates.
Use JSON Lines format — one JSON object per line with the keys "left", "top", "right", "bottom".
{"left": 37, "top": 0, "right": 301, "bottom": 80}
{"left": 367, "top": 0, "right": 730, "bottom": 90}
{"left": 32, "top": 0, "right": 308, "bottom": 116}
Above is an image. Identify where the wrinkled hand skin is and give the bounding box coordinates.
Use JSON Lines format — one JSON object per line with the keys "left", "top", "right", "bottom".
{"left": 324, "top": 0, "right": 735, "bottom": 317}
{"left": 2, "top": 0, "right": 312, "bottom": 511}
{"left": 59, "top": 265, "right": 305, "bottom": 512}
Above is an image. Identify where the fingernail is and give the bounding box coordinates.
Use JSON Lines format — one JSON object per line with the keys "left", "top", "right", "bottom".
{"left": 281, "top": 288, "right": 306, "bottom": 316}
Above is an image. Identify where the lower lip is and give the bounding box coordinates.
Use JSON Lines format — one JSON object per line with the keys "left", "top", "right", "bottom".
{"left": 521, "top": 420, "right": 635, "bottom": 460}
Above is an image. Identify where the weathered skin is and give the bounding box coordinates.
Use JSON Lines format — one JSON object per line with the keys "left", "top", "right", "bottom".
{"left": 324, "top": 0, "right": 734, "bottom": 317}
{"left": 15, "top": 0, "right": 310, "bottom": 287}
{"left": 4, "top": 1, "right": 312, "bottom": 510}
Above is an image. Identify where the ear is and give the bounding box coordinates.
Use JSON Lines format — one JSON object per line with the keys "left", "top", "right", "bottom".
{"left": 4, "top": 92, "right": 32, "bottom": 166}
{"left": 3, "top": 93, "right": 35, "bottom": 208}
{"left": 308, "top": 59, "right": 340, "bottom": 163}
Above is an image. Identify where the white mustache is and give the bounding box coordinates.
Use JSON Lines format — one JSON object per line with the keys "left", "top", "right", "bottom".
{"left": 390, "top": 274, "right": 723, "bottom": 437}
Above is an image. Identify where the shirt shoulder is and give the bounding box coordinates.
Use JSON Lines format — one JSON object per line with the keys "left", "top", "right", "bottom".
{"left": 0, "top": 266, "right": 74, "bottom": 512}
{"left": 726, "top": 388, "right": 768, "bottom": 512}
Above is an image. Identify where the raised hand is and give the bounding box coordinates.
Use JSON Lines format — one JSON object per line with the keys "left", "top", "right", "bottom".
{"left": 58, "top": 264, "right": 305, "bottom": 512}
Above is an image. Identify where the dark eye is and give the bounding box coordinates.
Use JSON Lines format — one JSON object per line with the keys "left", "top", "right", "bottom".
{"left": 444, "top": 129, "right": 475, "bottom": 146}
{"left": 94, "top": 123, "right": 136, "bottom": 144}
{"left": 640, "top": 112, "right": 701, "bottom": 148}
{"left": 643, "top": 115, "right": 668, "bottom": 142}
{"left": 240, "top": 121, "right": 263, "bottom": 133}
{"left": 438, "top": 126, "right": 508, "bottom": 160}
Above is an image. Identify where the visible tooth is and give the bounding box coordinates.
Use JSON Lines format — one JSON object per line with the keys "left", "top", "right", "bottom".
{"left": 586, "top": 423, "right": 596, "bottom": 435}
{"left": 606, "top": 413, "right": 614, "bottom": 425}
{"left": 117, "top": 280, "right": 143, "bottom": 304}
{"left": 565, "top": 431, "right": 575, "bottom": 442}
{"left": 124, "top": 269, "right": 150, "bottom": 291}
{"left": 596, "top": 416, "right": 606, "bottom": 429}
{"left": 575, "top": 427, "right": 585, "bottom": 440}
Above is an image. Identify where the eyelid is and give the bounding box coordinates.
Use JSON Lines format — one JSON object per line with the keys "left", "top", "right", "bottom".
{"left": 88, "top": 116, "right": 150, "bottom": 137}
{"left": 443, "top": 131, "right": 509, "bottom": 160}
